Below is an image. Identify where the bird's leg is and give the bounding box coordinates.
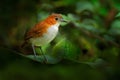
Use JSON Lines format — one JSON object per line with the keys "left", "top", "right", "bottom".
{"left": 39, "top": 46, "right": 47, "bottom": 63}
{"left": 32, "top": 44, "right": 37, "bottom": 59}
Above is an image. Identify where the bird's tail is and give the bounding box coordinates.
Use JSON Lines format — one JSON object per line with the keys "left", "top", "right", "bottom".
{"left": 21, "top": 41, "right": 27, "bottom": 48}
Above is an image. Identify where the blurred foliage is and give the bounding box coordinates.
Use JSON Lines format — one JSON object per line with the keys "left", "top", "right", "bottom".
{"left": 1, "top": 0, "right": 120, "bottom": 80}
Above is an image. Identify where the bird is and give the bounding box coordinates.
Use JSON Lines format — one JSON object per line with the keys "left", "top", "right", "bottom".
{"left": 21, "top": 13, "right": 67, "bottom": 62}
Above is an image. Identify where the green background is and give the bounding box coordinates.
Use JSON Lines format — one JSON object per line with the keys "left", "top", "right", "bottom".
{"left": 0, "top": 0, "right": 120, "bottom": 80}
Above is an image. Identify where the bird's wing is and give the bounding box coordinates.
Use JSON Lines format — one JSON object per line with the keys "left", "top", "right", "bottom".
{"left": 24, "top": 21, "right": 48, "bottom": 41}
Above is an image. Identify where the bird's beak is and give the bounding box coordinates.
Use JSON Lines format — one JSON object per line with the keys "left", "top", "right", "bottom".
{"left": 61, "top": 18, "right": 68, "bottom": 22}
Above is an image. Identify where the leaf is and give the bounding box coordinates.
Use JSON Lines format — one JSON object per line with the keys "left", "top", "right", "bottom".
{"left": 85, "top": 58, "right": 107, "bottom": 68}
{"left": 115, "top": 12, "right": 120, "bottom": 18}
{"left": 109, "top": 20, "right": 120, "bottom": 35}
{"left": 76, "top": 1, "right": 94, "bottom": 13}
{"left": 26, "top": 55, "right": 61, "bottom": 64}
{"left": 61, "top": 14, "right": 70, "bottom": 26}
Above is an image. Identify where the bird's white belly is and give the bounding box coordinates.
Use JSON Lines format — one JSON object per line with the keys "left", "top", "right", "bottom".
{"left": 30, "top": 24, "right": 59, "bottom": 46}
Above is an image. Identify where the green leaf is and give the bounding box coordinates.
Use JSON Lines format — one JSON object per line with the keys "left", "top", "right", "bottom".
{"left": 116, "top": 12, "right": 120, "bottom": 18}
{"left": 76, "top": 1, "right": 94, "bottom": 13}
{"left": 109, "top": 20, "right": 120, "bottom": 35}
{"left": 26, "top": 55, "right": 61, "bottom": 64}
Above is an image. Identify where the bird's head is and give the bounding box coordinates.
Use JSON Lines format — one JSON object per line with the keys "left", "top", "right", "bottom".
{"left": 44, "top": 13, "right": 67, "bottom": 25}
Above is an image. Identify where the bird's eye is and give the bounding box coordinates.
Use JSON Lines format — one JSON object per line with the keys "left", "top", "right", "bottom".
{"left": 55, "top": 17, "right": 58, "bottom": 21}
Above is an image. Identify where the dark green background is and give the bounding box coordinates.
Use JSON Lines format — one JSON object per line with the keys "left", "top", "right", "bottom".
{"left": 0, "top": 0, "right": 120, "bottom": 80}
